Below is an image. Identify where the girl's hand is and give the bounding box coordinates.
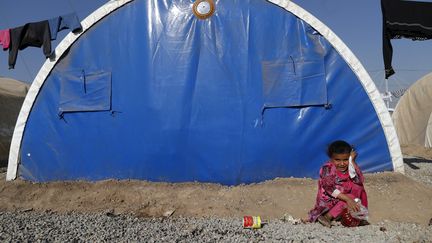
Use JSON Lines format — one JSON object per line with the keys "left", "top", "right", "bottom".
{"left": 337, "top": 194, "right": 360, "bottom": 212}
{"left": 350, "top": 150, "right": 357, "bottom": 161}
{"left": 347, "top": 198, "right": 360, "bottom": 212}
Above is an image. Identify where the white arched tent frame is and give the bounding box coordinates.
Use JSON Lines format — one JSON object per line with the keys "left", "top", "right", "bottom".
{"left": 7, "top": 0, "right": 404, "bottom": 180}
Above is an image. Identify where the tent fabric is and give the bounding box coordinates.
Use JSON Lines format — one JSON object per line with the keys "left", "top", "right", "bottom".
{"left": 7, "top": 0, "right": 403, "bottom": 184}
{"left": 381, "top": 0, "right": 432, "bottom": 79}
{"left": 0, "top": 77, "right": 29, "bottom": 97}
{"left": 262, "top": 58, "right": 328, "bottom": 108}
{"left": 392, "top": 72, "right": 432, "bottom": 147}
{"left": 0, "top": 77, "right": 29, "bottom": 167}
{"left": 426, "top": 113, "right": 432, "bottom": 148}
{"left": 58, "top": 70, "right": 111, "bottom": 116}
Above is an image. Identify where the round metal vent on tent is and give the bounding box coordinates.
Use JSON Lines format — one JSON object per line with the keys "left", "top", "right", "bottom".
{"left": 193, "top": 0, "right": 215, "bottom": 19}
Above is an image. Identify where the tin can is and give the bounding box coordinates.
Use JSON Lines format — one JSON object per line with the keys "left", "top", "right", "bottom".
{"left": 243, "top": 216, "right": 262, "bottom": 229}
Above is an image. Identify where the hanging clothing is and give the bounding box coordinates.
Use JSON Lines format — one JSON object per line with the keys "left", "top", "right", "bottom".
{"left": 8, "top": 20, "right": 51, "bottom": 69}
{"left": 49, "top": 13, "right": 82, "bottom": 40}
{"left": 0, "top": 29, "right": 10, "bottom": 50}
{"left": 308, "top": 161, "right": 368, "bottom": 222}
{"left": 381, "top": 0, "right": 432, "bottom": 79}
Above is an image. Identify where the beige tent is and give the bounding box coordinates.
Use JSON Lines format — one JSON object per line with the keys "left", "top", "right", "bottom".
{"left": 425, "top": 113, "right": 432, "bottom": 147}
{"left": 392, "top": 72, "right": 432, "bottom": 147}
{"left": 0, "top": 77, "right": 29, "bottom": 167}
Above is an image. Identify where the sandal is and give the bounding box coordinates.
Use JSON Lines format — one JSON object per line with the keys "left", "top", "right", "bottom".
{"left": 317, "top": 215, "right": 332, "bottom": 228}
{"left": 359, "top": 220, "right": 370, "bottom": 226}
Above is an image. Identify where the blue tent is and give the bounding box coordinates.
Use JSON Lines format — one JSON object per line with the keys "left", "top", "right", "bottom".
{"left": 7, "top": 0, "right": 403, "bottom": 184}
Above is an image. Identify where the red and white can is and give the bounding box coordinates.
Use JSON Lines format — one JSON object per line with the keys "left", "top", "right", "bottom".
{"left": 243, "top": 216, "right": 262, "bottom": 229}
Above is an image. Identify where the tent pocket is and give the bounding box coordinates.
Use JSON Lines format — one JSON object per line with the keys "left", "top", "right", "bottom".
{"left": 262, "top": 58, "right": 328, "bottom": 108}
{"left": 58, "top": 70, "right": 111, "bottom": 116}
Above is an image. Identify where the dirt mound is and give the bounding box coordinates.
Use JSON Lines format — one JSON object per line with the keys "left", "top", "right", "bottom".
{"left": 1, "top": 171, "right": 431, "bottom": 225}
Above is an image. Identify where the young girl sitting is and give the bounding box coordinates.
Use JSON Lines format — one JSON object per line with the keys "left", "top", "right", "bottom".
{"left": 308, "top": 140, "right": 368, "bottom": 227}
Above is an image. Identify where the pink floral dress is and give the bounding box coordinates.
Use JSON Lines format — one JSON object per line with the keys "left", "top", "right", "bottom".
{"left": 308, "top": 161, "right": 368, "bottom": 222}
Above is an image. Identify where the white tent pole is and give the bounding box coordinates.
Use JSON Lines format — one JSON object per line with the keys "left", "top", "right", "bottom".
{"left": 385, "top": 78, "right": 390, "bottom": 109}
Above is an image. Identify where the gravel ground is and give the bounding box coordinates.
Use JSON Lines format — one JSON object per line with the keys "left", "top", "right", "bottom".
{"left": 403, "top": 157, "right": 432, "bottom": 186}
{"left": 0, "top": 159, "right": 431, "bottom": 242}
{"left": 0, "top": 211, "right": 431, "bottom": 242}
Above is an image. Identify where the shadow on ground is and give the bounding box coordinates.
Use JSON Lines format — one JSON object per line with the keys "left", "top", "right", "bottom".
{"left": 403, "top": 157, "right": 432, "bottom": 170}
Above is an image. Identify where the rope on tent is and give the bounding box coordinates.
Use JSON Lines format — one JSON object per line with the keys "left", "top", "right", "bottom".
{"left": 390, "top": 74, "right": 410, "bottom": 91}
{"left": 367, "top": 68, "right": 428, "bottom": 92}
{"left": 390, "top": 88, "right": 407, "bottom": 98}
{"left": 367, "top": 70, "right": 406, "bottom": 108}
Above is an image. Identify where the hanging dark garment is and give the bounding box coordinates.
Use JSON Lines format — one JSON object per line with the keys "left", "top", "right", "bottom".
{"left": 48, "top": 13, "right": 82, "bottom": 41}
{"left": 8, "top": 20, "right": 51, "bottom": 69}
{"left": 381, "top": 0, "right": 432, "bottom": 79}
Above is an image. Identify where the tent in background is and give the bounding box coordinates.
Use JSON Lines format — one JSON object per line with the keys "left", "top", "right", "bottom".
{"left": 393, "top": 72, "right": 432, "bottom": 147}
{"left": 0, "top": 77, "right": 29, "bottom": 167}
{"left": 7, "top": 0, "right": 403, "bottom": 184}
{"left": 426, "top": 113, "right": 432, "bottom": 147}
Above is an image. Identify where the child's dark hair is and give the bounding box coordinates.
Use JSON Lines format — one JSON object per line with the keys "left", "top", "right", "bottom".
{"left": 327, "top": 140, "right": 352, "bottom": 157}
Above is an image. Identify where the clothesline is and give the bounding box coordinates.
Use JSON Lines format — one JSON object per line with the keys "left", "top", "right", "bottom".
{"left": 0, "top": 8, "right": 33, "bottom": 81}
{"left": 0, "top": 13, "right": 82, "bottom": 70}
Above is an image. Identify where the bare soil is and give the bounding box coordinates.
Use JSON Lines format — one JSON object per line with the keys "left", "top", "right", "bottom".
{"left": 1, "top": 170, "right": 431, "bottom": 225}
